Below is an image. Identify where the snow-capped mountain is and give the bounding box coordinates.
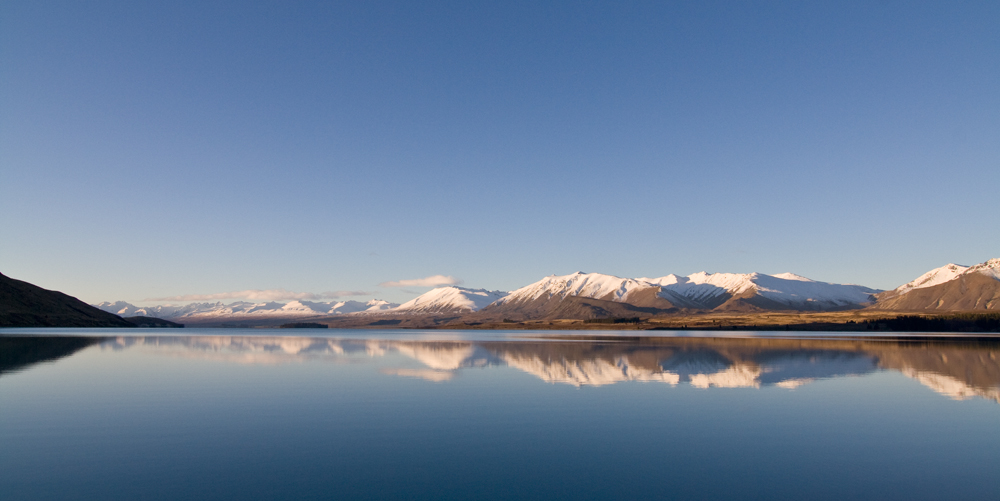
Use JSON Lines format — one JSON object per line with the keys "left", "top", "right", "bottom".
{"left": 391, "top": 286, "right": 508, "bottom": 314}
{"left": 643, "top": 271, "right": 880, "bottom": 310}
{"left": 888, "top": 263, "right": 970, "bottom": 296}
{"left": 495, "top": 272, "right": 656, "bottom": 304}
{"left": 93, "top": 299, "right": 399, "bottom": 321}
{"left": 326, "top": 299, "right": 397, "bottom": 314}
{"left": 93, "top": 301, "right": 226, "bottom": 319}
{"left": 967, "top": 258, "right": 1000, "bottom": 281}
{"left": 93, "top": 258, "right": 999, "bottom": 324}
{"left": 483, "top": 270, "right": 879, "bottom": 317}
{"left": 481, "top": 272, "right": 672, "bottom": 319}
{"left": 875, "top": 258, "right": 1000, "bottom": 310}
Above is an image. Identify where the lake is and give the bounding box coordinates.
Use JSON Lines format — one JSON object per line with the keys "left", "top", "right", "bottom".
{"left": 2, "top": 328, "right": 999, "bottom": 500}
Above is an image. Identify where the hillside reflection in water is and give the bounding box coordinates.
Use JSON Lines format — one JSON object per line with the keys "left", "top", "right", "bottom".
{"left": 3, "top": 331, "right": 1000, "bottom": 500}
{"left": 95, "top": 334, "right": 1000, "bottom": 403}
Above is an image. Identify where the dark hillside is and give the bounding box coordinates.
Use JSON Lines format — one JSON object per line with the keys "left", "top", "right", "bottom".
{"left": 0, "top": 273, "right": 133, "bottom": 327}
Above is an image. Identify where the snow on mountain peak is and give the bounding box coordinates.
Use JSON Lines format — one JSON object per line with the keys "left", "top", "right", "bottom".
{"left": 965, "top": 258, "right": 1000, "bottom": 281}
{"left": 494, "top": 272, "right": 655, "bottom": 306}
{"left": 653, "top": 272, "right": 759, "bottom": 295}
{"left": 393, "top": 286, "right": 508, "bottom": 313}
{"left": 636, "top": 274, "right": 683, "bottom": 286}
{"left": 639, "top": 272, "right": 757, "bottom": 305}
{"left": 747, "top": 273, "right": 878, "bottom": 307}
{"left": 772, "top": 272, "right": 814, "bottom": 282}
{"left": 893, "top": 263, "right": 969, "bottom": 294}
{"left": 94, "top": 301, "right": 140, "bottom": 316}
{"left": 93, "top": 298, "right": 402, "bottom": 319}
{"left": 364, "top": 299, "right": 397, "bottom": 312}
{"left": 494, "top": 270, "right": 877, "bottom": 310}
{"left": 640, "top": 271, "right": 876, "bottom": 309}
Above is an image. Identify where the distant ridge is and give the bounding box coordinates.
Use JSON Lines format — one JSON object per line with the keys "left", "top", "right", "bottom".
{"left": 1, "top": 272, "right": 132, "bottom": 327}
{"left": 93, "top": 298, "right": 399, "bottom": 324}
{"left": 96, "top": 269, "right": 883, "bottom": 325}
{"left": 87, "top": 258, "right": 1000, "bottom": 326}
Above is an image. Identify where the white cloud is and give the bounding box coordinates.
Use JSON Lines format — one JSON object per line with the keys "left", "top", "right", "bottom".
{"left": 379, "top": 275, "right": 462, "bottom": 288}
{"left": 147, "top": 289, "right": 371, "bottom": 302}
{"left": 322, "top": 290, "right": 374, "bottom": 298}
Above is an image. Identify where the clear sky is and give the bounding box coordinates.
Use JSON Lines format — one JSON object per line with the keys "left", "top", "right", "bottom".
{"left": 2, "top": 1, "right": 998, "bottom": 305}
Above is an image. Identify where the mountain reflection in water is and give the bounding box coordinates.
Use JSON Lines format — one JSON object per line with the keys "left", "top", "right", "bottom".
{"left": 81, "top": 334, "right": 1000, "bottom": 403}
{"left": 4, "top": 332, "right": 1000, "bottom": 501}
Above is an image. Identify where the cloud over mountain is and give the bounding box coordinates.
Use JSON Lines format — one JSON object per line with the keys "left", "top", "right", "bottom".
{"left": 379, "top": 275, "right": 462, "bottom": 288}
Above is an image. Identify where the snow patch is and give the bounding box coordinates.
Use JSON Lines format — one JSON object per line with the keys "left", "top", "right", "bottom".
{"left": 772, "top": 273, "right": 813, "bottom": 282}
{"left": 965, "top": 258, "right": 1000, "bottom": 281}
{"left": 393, "top": 286, "right": 508, "bottom": 313}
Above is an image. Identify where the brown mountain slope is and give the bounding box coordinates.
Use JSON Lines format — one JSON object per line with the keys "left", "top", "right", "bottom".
{"left": 0, "top": 273, "right": 133, "bottom": 327}
{"left": 541, "top": 295, "right": 678, "bottom": 320}
{"left": 875, "top": 272, "right": 1000, "bottom": 311}
{"left": 714, "top": 289, "right": 870, "bottom": 313}
{"left": 476, "top": 286, "right": 681, "bottom": 321}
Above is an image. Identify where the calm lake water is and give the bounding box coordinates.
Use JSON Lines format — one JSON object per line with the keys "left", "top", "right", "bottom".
{"left": 2, "top": 328, "right": 999, "bottom": 500}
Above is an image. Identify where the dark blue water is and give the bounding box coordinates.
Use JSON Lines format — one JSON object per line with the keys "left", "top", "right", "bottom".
{"left": 2, "top": 329, "right": 999, "bottom": 500}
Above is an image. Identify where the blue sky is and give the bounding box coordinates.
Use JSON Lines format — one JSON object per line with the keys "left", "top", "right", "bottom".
{"left": 2, "top": 1, "right": 998, "bottom": 305}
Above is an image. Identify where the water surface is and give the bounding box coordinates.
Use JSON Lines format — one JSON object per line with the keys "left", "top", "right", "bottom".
{"left": 2, "top": 329, "right": 998, "bottom": 500}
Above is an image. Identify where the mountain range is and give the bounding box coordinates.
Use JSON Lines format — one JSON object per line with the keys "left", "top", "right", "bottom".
{"left": 90, "top": 258, "right": 1000, "bottom": 325}
{"left": 94, "top": 298, "right": 397, "bottom": 321}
